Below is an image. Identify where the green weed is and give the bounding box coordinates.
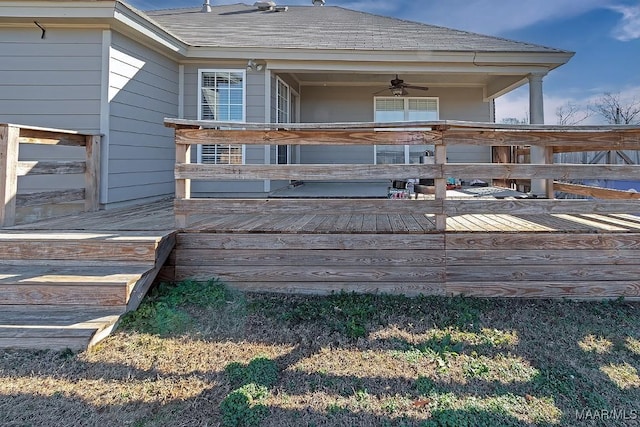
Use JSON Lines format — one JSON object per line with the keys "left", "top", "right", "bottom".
{"left": 220, "top": 383, "right": 270, "bottom": 427}
{"left": 531, "top": 366, "right": 577, "bottom": 398}
{"left": 118, "top": 279, "right": 232, "bottom": 336}
{"left": 225, "top": 357, "right": 279, "bottom": 389}
{"left": 274, "top": 291, "right": 381, "bottom": 338}
{"left": 326, "top": 403, "right": 349, "bottom": 415}
{"left": 220, "top": 357, "right": 279, "bottom": 426}
{"left": 414, "top": 376, "right": 437, "bottom": 395}
{"left": 150, "top": 278, "right": 231, "bottom": 307}
{"left": 422, "top": 408, "right": 522, "bottom": 427}
{"left": 462, "top": 356, "right": 490, "bottom": 379}
{"left": 119, "top": 301, "right": 192, "bottom": 336}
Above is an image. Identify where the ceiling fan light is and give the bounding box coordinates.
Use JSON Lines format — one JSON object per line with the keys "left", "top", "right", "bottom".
{"left": 391, "top": 87, "right": 404, "bottom": 96}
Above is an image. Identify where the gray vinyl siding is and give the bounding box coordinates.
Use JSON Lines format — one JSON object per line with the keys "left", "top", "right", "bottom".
{"left": 0, "top": 27, "right": 102, "bottom": 196}
{"left": 437, "top": 87, "right": 492, "bottom": 163}
{"left": 0, "top": 28, "right": 101, "bottom": 132}
{"left": 183, "top": 64, "right": 267, "bottom": 196}
{"left": 300, "top": 86, "right": 378, "bottom": 165}
{"left": 106, "top": 32, "right": 179, "bottom": 205}
{"left": 300, "top": 86, "right": 492, "bottom": 164}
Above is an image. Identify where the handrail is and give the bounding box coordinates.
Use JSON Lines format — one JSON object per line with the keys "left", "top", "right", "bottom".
{"left": 166, "top": 119, "right": 640, "bottom": 230}
{"left": 0, "top": 124, "right": 100, "bottom": 227}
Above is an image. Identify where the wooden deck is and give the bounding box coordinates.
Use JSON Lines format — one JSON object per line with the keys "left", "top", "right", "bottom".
{"left": 164, "top": 208, "right": 640, "bottom": 299}
{"left": 164, "top": 119, "right": 640, "bottom": 301}
{"left": 0, "top": 199, "right": 176, "bottom": 350}
{"left": 182, "top": 211, "right": 640, "bottom": 234}
{"left": 3, "top": 120, "right": 640, "bottom": 350}
{"left": 2, "top": 196, "right": 640, "bottom": 350}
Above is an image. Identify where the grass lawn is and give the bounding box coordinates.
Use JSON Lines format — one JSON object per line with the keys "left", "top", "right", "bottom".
{"left": 1, "top": 279, "right": 639, "bottom": 426}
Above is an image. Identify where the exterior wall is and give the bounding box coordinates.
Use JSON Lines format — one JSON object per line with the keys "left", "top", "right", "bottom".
{"left": 183, "top": 64, "right": 267, "bottom": 196}
{"left": 0, "top": 27, "right": 180, "bottom": 207}
{"left": 0, "top": 27, "right": 102, "bottom": 199}
{"left": 107, "top": 32, "right": 179, "bottom": 206}
{"left": 0, "top": 27, "right": 102, "bottom": 132}
{"left": 437, "top": 87, "right": 492, "bottom": 163}
{"left": 299, "top": 85, "right": 373, "bottom": 165}
{"left": 300, "top": 86, "right": 492, "bottom": 164}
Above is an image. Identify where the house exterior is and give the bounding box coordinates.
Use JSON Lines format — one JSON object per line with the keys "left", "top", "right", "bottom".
{"left": 0, "top": 1, "right": 573, "bottom": 207}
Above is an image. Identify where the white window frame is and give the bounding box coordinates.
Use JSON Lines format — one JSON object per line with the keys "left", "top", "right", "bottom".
{"left": 373, "top": 96, "right": 439, "bottom": 164}
{"left": 275, "top": 76, "right": 291, "bottom": 164}
{"left": 197, "top": 69, "right": 247, "bottom": 164}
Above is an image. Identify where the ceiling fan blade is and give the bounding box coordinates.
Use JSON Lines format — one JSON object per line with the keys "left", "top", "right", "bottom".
{"left": 373, "top": 87, "right": 392, "bottom": 95}
{"left": 405, "top": 85, "right": 429, "bottom": 91}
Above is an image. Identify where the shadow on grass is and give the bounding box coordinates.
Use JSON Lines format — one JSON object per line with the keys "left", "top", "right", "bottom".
{"left": 1, "top": 284, "right": 638, "bottom": 426}
{"left": 0, "top": 390, "right": 532, "bottom": 427}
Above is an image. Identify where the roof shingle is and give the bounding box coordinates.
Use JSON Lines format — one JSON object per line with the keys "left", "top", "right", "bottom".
{"left": 144, "top": 3, "right": 566, "bottom": 53}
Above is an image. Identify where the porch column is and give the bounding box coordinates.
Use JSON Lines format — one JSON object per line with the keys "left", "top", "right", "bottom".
{"left": 528, "top": 72, "right": 549, "bottom": 197}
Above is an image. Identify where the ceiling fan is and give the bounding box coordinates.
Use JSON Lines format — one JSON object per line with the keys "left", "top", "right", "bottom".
{"left": 375, "top": 75, "right": 429, "bottom": 96}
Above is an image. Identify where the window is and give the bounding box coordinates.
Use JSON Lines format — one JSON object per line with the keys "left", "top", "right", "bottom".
{"left": 276, "top": 77, "right": 290, "bottom": 124}
{"left": 276, "top": 77, "right": 290, "bottom": 164}
{"left": 198, "top": 70, "right": 246, "bottom": 164}
{"left": 374, "top": 97, "right": 438, "bottom": 164}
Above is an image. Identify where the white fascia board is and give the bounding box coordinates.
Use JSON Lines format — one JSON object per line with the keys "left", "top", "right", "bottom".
{"left": 265, "top": 60, "right": 550, "bottom": 76}
{"left": 112, "top": 5, "right": 186, "bottom": 54}
{"left": 0, "top": 1, "right": 186, "bottom": 56}
{"left": 186, "top": 46, "right": 574, "bottom": 66}
{"left": 473, "top": 51, "right": 575, "bottom": 67}
{"left": 0, "top": 1, "right": 118, "bottom": 19}
{"left": 187, "top": 47, "right": 479, "bottom": 62}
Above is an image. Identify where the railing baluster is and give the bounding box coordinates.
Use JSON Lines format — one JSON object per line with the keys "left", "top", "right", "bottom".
{"left": 175, "top": 143, "right": 192, "bottom": 228}
{"left": 434, "top": 143, "right": 447, "bottom": 231}
{"left": 0, "top": 125, "right": 20, "bottom": 227}
{"left": 84, "top": 135, "right": 100, "bottom": 212}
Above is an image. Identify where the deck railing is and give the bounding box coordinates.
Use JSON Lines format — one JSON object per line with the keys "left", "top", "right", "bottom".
{"left": 0, "top": 124, "right": 100, "bottom": 227}
{"left": 166, "top": 119, "right": 640, "bottom": 230}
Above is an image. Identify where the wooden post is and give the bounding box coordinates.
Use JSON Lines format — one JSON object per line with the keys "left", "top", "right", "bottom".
{"left": 528, "top": 72, "right": 548, "bottom": 196}
{"left": 544, "top": 146, "right": 554, "bottom": 199}
{"left": 175, "top": 142, "right": 191, "bottom": 228}
{"left": 491, "top": 146, "right": 512, "bottom": 188}
{"left": 0, "top": 125, "right": 19, "bottom": 227}
{"left": 434, "top": 143, "right": 447, "bottom": 232}
{"left": 84, "top": 135, "right": 100, "bottom": 212}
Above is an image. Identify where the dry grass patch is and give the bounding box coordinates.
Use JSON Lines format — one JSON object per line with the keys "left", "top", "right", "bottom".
{"left": 1, "top": 282, "right": 639, "bottom": 426}
{"left": 600, "top": 363, "right": 640, "bottom": 390}
{"left": 579, "top": 334, "right": 614, "bottom": 354}
{"left": 627, "top": 337, "right": 640, "bottom": 356}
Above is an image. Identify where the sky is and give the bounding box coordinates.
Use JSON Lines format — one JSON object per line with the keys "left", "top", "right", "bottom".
{"left": 129, "top": 0, "right": 640, "bottom": 124}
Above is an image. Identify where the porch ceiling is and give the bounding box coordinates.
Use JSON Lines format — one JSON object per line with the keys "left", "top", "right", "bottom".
{"left": 285, "top": 71, "right": 525, "bottom": 100}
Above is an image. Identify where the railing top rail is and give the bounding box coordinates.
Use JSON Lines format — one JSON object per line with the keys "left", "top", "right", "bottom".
{"left": 164, "top": 118, "right": 640, "bottom": 133}
{"left": 1, "top": 123, "right": 101, "bottom": 137}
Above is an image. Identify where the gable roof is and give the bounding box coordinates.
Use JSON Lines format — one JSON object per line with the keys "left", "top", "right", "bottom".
{"left": 144, "top": 3, "right": 567, "bottom": 53}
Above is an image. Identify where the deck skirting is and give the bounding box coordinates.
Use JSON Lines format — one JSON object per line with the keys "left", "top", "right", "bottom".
{"left": 169, "top": 231, "right": 640, "bottom": 300}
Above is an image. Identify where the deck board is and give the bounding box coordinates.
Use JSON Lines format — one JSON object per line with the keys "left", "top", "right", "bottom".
{"left": 1, "top": 201, "right": 176, "bottom": 350}
{"left": 580, "top": 214, "right": 640, "bottom": 231}
{"left": 280, "top": 214, "right": 319, "bottom": 233}
{"left": 3, "top": 198, "right": 640, "bottom": 351}
{"left": 345, "top": 214, "right": 364, "bottom": 232}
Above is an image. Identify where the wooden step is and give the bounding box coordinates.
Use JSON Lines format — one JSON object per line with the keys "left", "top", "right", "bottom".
{"left": 0, "top": 305, "right": 124, "bottom": 351}
{"left": 0, "top": 231, "right": 169, "bottom": 262}
{"left": 0, "top": 228, "right": 176, "bottom": 350}
{"left": 0, "top": 265, "right": 151, "bottom": 306}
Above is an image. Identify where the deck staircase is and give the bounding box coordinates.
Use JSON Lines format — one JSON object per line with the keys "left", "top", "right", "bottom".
{"left": 0, "top": 230, "right": 175, "bottom": 351}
